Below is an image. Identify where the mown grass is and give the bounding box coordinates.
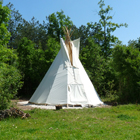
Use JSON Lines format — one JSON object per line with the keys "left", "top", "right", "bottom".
{"left": 0, "top": 104, "right": 140, "bottom": 140}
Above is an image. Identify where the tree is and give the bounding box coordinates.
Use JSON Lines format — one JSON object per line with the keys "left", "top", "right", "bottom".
{"left": 46, "top": 10, "right": 73, "bottom": 41}
{"left": 88, "top": 0, "right": 127, "bottom": 57}
{"left": 45, "top": 37, "right": 60, "bottom": 68}
{"left": 112, "top": 44, "right": 140, "bottom": 103}
{"left": 6, "top": 3, "right": 48, "bottom": 50}
{"left": 0, "top": 3, "right": 23, "bottom": 109}
{"left": 17, "top": 17, "right": 48, "bottom": 50}
{"left": 0, "top": 2, "right": 11, "bottom": 46}
{"left": 17, "top": 37, "right": 60, "bottom": 97}
{"left": 72, "top": 25, "right": 92, "bottom": 51}
{"left": 6, "top": 2, "right": 22, "bottom": 48}
{"left": 80, "top": 37, "right": 106, "bottom": 95}
{"left": 77, "top": 0, "right": 128, "bottom": 98}
{"left": 128, "top": 38, "right": 140, "bottom": 51}
{"left": 17, "top": 37, "right": 39, "bottom": 96}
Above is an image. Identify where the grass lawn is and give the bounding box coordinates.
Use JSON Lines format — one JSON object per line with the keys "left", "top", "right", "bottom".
{"left": 0, "top": 104, "right": 140, "bottom": 140}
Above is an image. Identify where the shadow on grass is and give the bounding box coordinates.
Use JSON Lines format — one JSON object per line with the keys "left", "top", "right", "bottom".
{"left": 117, "top": 114, "right": 137, "bottom": 120}
{"left": 20, "top": 128, "right": 38, "bottom": 133}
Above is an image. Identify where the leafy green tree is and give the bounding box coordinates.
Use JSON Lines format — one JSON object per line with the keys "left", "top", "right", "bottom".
{"left": 6, "top": 2, "right": 22, "bottom": 48}
{"left": 47, "top": 10, "right": 73, "bottom": 41}
{"left": 17, "top": 17, "right": 48, "bottom": 50}
{"left": 72, "top": 25, "right": 91, "bottom": 51}
{"left": 128, "top": 38, "right": 140, "bottom": 50}
{"left": 6, "top": 3, "right": 48, "bottom": 50}
{"left": 17, "top": 37, "right": 60, "bottom": 97}
{"left": 45, "top": 37, "right": 60, "bottom": 69}
{"left": 88, "top": 0, "right": 127, "bottom": 57}
{"left": 0, "top": 3, "right": 23, "bottom": 109}
{"left": 6, "top": 4, "right": 73, "bottom": 50}
{"left": 0, "top": 2, "right": 11, "bottom": 46}
{"left": 112, "top": 44, "right": 140, "bottom": 103}
{"left": 17, "top": 37, "right": 38, "bottom": 96}
{"left": 80, "top": 37, "right": 106, "bottom": 95}
{"left": 78, "top": 0, "right": 128, "bottom": 98}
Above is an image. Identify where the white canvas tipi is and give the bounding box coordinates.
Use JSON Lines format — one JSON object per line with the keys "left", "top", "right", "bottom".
{"left": 29, "top": 35, "right": 103, "bottom": 106}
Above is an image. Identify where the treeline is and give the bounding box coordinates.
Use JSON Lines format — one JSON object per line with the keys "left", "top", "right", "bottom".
{"left": 1, "top": 0, "right": 140, "bottom": 109}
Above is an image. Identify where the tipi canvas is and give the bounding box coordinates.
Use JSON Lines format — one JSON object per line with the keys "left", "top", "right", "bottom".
{"left": 29, "top": 38, "right": 103, "bottom": 106}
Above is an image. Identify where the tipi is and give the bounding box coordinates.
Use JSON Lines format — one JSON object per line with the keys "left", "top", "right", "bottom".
{"left": 29, "top": 27, "right": 103, "bottom": 106}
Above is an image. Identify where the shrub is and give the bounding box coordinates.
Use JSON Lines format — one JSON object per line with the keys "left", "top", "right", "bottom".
{"left": 112, "top": 45, "right": 140, "bottom": 103}
{"left": 0, "top": 2, "right": 23, "bottom": 110}
{"left": 0, "top": 63, "right": 23, "bottom": 110}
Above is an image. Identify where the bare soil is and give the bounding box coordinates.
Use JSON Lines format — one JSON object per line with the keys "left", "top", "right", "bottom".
{"left": 11, "top": 99, "right": 111, "bottom": 111}
{"left": 11, "top": 100, "right": 33, "bottom": 110}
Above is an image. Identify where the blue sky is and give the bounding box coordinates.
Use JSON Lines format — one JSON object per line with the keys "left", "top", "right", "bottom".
{"left": 3, "top": 0, "right": 140, "bottom": 45}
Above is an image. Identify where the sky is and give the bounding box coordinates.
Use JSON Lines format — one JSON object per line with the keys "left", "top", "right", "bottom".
{"left": 3, "top": 0, "right": 140, "bottom": 45}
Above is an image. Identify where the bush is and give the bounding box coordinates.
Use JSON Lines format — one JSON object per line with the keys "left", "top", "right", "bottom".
{"left": 112, "top": 45, "right": 140, "bottom": 103}
{"left": 0, "top": 63, "right": 23, "bottom": 110}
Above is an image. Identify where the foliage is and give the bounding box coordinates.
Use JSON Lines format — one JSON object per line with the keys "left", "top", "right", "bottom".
{"left": 47, "top": 10, "right": 73, "bottom": 41}
{"left": 0, "top": 2, "right": 11, "bottom": 45}
{"left": 6, "top": 4, "right": 72, "bottom": 50}
{"left": 45, "top": 37, "right": 60, "bottom": 68}
{"left": 17, "top": 17, "right": 48, "bottom": 50}
{"left": 17, "top": 37, "right": 43, "bottom": 96}
{"left": 79, "top": 0, "right": 128, "bottom": 98}
{"left": 72, "top": 25, "right": 91, "bottom": 51}
{"left": 87, "top": 0, "right": 127, "bottom": 57}
{"left": 0, "top": 40, "right": 23, "bottom": 110}
{"left": 6, "top": 2, "right": 22, "bottom": 48}
{"left": 0, "top": 63, "right": 23, "bottom": 110}
{"left": 0, "top": 3, "right": 23, "bottom": 110}
{"left": 17, "top": 37, "right": 36, "bottom": 77}
{"left": 17, "top": 37, "right": 60, "bottom": 96}
{"left": 6, "top": 2, "right": 48, "bottom": 50}
{"left": 80, "top": 37, "right": 106, "bottom": 95}
{"left": 1, "top": 105, "right": 140, "bottom": 139}
{"left": 80, "top": 37, "right": 117, "bottom": 97}
{"left": 128, "top": 37, "right": 140, "bottom": 50}
{"left": 112, "top": 44, "right": 140, "bottom": 103}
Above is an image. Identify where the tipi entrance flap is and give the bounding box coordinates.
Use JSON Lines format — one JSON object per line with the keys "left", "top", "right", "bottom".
{"left": 69, "top": 84, "right": 88, "bottom": 103}
{"left": 67, "top": 66, "right": 82, "bottom": 87}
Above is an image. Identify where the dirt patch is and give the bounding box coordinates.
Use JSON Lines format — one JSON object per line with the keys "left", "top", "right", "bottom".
{"left": 11, "top": 100, "right": 111, "bottom": 111}
{"left": 11, "top": 100, "right": 34, "bottom": 110}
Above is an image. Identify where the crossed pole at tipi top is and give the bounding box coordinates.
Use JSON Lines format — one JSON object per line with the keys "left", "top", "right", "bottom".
{"left": 63, "top": 26, "right": 75, "bottom": 66}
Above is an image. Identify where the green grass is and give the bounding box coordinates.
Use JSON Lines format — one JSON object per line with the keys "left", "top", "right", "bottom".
{"left": 1, "top": 104, "right": 140, "bottom": 140}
